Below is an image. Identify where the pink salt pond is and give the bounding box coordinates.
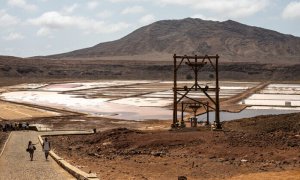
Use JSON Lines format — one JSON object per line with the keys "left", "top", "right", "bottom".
{"left": 43, "top": 84, "right": 82, "bottom": 90}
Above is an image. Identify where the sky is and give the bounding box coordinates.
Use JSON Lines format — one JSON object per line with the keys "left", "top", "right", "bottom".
{"left": 0, "top": 0, "right": 300, "bottom": 57}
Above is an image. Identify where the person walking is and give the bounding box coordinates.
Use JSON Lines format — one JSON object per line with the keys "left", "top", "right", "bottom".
{"left": 27, "top": 141, "right": 36, "bottom": 161}
{"left": 42, "top": 138, "right": 51, "bottom": 160}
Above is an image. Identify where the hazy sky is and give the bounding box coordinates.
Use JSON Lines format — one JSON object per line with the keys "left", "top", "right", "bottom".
{"left": 1, "top": 0, "right": 300, "bottom": 57}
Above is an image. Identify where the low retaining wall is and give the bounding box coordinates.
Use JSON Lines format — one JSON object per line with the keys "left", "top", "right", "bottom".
{"left": 38, "top": 135, "right": 99, "bottom": 180}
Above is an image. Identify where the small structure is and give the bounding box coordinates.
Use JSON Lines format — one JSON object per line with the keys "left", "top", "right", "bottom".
{"left": 180, "top": 101, "right": 210, "bottom": 127}
{"left": 172, "top": 54, "right": 221, "bottom": 129}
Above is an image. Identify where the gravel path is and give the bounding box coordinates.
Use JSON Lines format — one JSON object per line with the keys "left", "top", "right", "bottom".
{"left": 0, "top": 131, "right": 75, "bottom": 180}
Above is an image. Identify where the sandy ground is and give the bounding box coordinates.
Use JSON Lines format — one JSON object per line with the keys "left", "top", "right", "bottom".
{"left": 0, "top": 100, "right": 63, "bottom": 120}
{"left": 49, "top": 113, "right": 300, "bottom": 179}
{"left": 0, "top": 132, "right": 9, "bottom": 154}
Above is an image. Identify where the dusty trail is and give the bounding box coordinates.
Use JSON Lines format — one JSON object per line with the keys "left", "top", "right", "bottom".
{"left": 219, "top": 81, "right": 270, "bottom": 112}
{"left": 0, "top": 131, "right": 75, "bottom": 180}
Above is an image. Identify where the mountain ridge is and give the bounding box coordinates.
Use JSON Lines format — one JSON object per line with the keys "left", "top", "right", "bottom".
{"left": 44, "top": 18, "right": 300, "bottom": 64}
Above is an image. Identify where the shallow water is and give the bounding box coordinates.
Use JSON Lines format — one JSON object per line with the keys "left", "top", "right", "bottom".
{"left": 197, "top": 109, "right": 300, "bottom": 122}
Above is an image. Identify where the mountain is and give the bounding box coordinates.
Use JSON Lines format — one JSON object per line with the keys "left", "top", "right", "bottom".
{"left": 46, "top": 18, "right": 300, "bottom": 64}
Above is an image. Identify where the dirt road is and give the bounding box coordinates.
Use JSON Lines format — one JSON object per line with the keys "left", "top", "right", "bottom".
{"left": 0, "top": 131, "right": 75, "bottom": 180}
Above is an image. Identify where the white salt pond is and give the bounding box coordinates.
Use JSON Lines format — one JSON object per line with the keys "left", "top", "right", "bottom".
{"left": 260, "top": 84, "right": 300, "bottom": 95}
{"left": 69, "top": 119, "right": 86, "bottom": 122}
{"left": 111, "top": 97, "right": 172, "bottom": 107}
{"left": 5, "top": 83, "right": 48, "bottom": 89}
{"left": 39, "top": 80, "right": 155, "bottom": 92}
{"left": 0, "top": 91, "right": 173, "bottom": 121}
{"left": 241, "top": 83, "right": 300, "bottom": 108}
{"left": 2, "top": 81, "right": 299, "bottom": 122}
{"left": 247, "top": 106, "right": 300, "bottom": 110}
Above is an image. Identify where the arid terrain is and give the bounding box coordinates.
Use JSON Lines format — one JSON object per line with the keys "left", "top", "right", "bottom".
{"left": 0, "top": 18, "right": 300, "bottom": 82}
{"left": 0, "top": 79, "right": 299, "bottom": 179}
{"left": 1, "top": 57, "right": 300, "bottom": 81}
{"left": 1, "top": 13, "right": 300, "bottom": 180}
{"left": 0, "top": 132, "right": 9, "bottom": 153}
{"left": 49, "top": 113, "right": 300, "bottom": 179}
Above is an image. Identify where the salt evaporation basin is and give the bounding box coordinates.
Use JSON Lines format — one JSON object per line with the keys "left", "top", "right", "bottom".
{"left": 197, "top": 108, "right": 300, "bottom": 122}
{"left": 40, "top": 81, "right": 154, "bottom": 92}
{"left": 111, "top": 97, "right": 172, "bottom": 107}
{"left": 0, "top": 91, "right": 173, "bottom": 121}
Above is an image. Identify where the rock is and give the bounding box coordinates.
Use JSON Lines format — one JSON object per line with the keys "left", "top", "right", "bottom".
{"left": 178, "top": 176, "right": 187, "bottom": 180}
{"left": 259, "top": 167, "right": 267, "bottom": 171}
{"left": 217, "top": 158, "right": 226, "bottom": 162}
{"left": 282, "top": 160, "right": 289, "bottom": 164}
{"left": 88, "top": 152, "right": 94, "bottom": 156}
{"left": 151, "top": 151, "right": 166, "bottom": 157}
{"left": 209, "top": 155, "right": 216, "bottom": 159}
{"left": 226, "top": 161, "right": 232, "bottom": 165}
{"left": 94, "top": 153, "right": 100, "bottom": 158}
{"left": 130, "top": 149, "right": 141, "bottom": 155}
{"left": 241, "top": 159, "right": 248, "bottom": 163}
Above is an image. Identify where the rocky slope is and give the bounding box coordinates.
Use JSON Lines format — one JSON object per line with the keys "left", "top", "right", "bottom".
{"left": 46, "top": 18, "right": 300, "bottom": 64}
{"left": 1, "top": 56, "right": 300, "bottom": 81}
{"left": 50, "top": 113, "right": 300, "bottom": 179}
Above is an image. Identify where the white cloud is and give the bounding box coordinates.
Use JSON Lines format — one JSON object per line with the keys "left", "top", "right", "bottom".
{"left": 0, "top": 10, "right": 19, "bottom": 26}
{"left": 97, "top": 10, "right": 113, "bottom": 19}
{"left": 121, "top": 5, "right": 145, "bottom": 14}
{"left": 87, "top": 1, "right": 99, "bottom": 10}
{"left": 155, "top": 0, "right": 269, "bottom": 18}
{"left": 7, "top": 0, "right": 37, "bottom": 12}
{"left": 139, "top": 14, "right": 155, "bottom": 25}
{"left": 37, "top": 27, "right": 51, "bottom": 37}
{"left": 29, "top": 11, "right": 130, "bottom": 34}
{"left": 109, "top": 0, "right": 142, "bottom": 2}
{"left": 3, "top": 32, "right": 24, "bottom": 40}
{"left": 191, "top": 14, "right": 220, "bottom": 21}
{"left": 63, "top": 3, "right": 79, "bottom": 14}
{"left": 282, "top": 1, "right": 300, "bottom": 19}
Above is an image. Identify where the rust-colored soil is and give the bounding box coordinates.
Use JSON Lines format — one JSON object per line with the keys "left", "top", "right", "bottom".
{"left": 50, "top": 113, "right": 300, "bottom": 179}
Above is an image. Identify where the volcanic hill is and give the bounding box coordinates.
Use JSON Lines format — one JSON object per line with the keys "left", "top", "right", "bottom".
{"left": 46, "top": 18, "right": 300, "bottom": 64}
{"left": 1, "top": 18, "right": 300, "bottom": 81}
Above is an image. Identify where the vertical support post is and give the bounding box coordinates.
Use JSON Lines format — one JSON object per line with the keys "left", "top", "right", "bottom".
{"left": 206, "top": 102, "right": 209, "bottom": 125}
{"left": 215, "top": 54, "right": 221, "bottom": 129}
{"left": 181, "top": 103, "right": 184, "bottom": 124}
{"left": 173, "top": 54, "right": 178, "bottom": 127}
{"left": 195, "top": 55, "right": 198, "bottom": 91}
